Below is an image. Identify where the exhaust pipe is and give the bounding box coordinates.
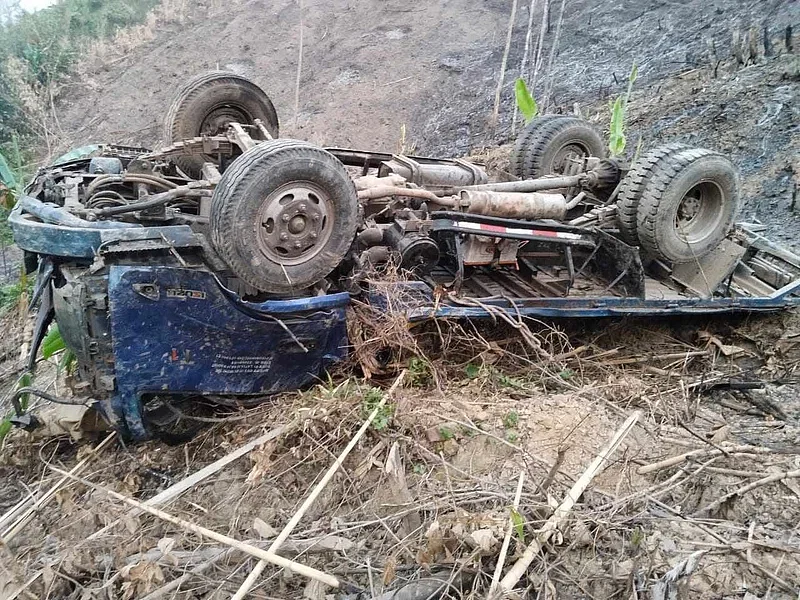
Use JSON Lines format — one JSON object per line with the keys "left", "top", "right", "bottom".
{"left": 461, "top": 190, "right": 568, "bottom": 220}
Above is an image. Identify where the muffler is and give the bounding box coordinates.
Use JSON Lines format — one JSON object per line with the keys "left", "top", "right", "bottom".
{"left": 461, "top": 190, "right": 568, "bottom": 220}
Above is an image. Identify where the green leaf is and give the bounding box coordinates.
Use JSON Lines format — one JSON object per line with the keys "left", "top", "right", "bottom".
{"left": 41, "top": 324, "right": 66, "bottom": 359}
{"left": 510, "top": 508, "right": 525, "bottom": 542}
{"left": 0, "top": 419, "right": 11, "bottom": 441}
{"left": 608, "top": 96, "right": 626, "bottom": 157}
{"left": 514, "top": 78, "right": 538, "bottom": 123}
{"left": 59, "top": 349, "right": 77, "bottom": 373}
{"left": 464, "top": 363, "right": 480, "bottom": 379}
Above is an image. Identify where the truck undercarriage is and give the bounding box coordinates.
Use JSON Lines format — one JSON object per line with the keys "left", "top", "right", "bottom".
{"left": 9, "top": 72, "right": 800, "bottom": 439}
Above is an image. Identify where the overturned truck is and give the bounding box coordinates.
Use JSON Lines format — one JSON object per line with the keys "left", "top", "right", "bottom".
{"left": 10, "top": 72, "right": 800, "bottom": 439}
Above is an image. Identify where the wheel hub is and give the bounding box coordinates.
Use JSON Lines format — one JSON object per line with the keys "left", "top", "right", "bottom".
{"left": 257, "top": 183, "right": 331, "bottom": 264}
{"left": 552, "top": 143, "right": 588, "bottom": 174}
{"left": 201, "top": 106, "right": 251, "bottom": 135}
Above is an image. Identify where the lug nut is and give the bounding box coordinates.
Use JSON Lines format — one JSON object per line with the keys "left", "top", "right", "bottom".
{"left": 282, "top": 214, "right": 290, "bottom": 222}
{"left": 280, "top": 233, "right": 289, "bottom": 241}
{"left": 299, "top": 204, "right": 307, "bottom": 212}
{"left": 293, "top": 241, "right": 302, "bottom": 249}
{"left": 310, "top": 232, "right": 317, "bottom": 239}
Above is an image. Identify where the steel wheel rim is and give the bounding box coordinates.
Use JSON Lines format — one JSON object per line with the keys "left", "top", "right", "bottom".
{"left": 256, "top": 181, "right": 334, "bottom": 266}
{"left": 674, "top": 180, "right": 725, "bottom": 244}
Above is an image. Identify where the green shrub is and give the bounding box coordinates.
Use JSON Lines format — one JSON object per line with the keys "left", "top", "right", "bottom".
{"left": 0, "top": 0, "right": 160, "bottom": 153}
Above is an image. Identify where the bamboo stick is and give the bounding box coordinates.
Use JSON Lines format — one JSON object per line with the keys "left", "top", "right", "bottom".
{"left": 47, "top": 466, "right": 341, "bottom": 589}
{"left": 490, "top": 411, "right": 641, "bottom": 598}
{"left": 1, "top": 431, "right": 117, "bottom": 543}
{"left": 231, "top": 370, "right": 406, "bottom": 600}
{"left": 489, "top": 472, "right": 525, "bottom": 594}
{"left": 87, "top": 422, "right": 292, "bottom": 541}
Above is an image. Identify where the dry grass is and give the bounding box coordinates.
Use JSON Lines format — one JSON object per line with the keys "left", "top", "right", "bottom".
{"left": 2, "top": 275, "right": 800, "bottom": 598}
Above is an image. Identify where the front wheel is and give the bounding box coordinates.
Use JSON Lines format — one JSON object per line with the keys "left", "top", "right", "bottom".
{"left": 210, "top": 140, "right": 359, "bottom": 294}
{"left": 164, "top": 71, "right": 279, "bottom": 177}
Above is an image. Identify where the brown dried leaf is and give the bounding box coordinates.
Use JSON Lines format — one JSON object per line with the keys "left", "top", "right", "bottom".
{"left": 382, "top": 555, "right": 397, "bottom": 586}
{"left": 122, "top": 514, "right": 139, "bottom": 535}
{"left": 120, "top": 561, "right": 164, "bottom": 600}
{"left": 253, "top": 517, "right": 277, "bottom": 538}
{"left": 247, "top": 441, "right": 275, "bottom": 483}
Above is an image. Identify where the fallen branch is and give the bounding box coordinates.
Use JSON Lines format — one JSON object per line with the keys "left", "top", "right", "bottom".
{"left": 602, "top": 350, "right": 710, "bottom": 366}
{"left": 87, "top": 421, "right": 293, "bottom": 541}
{"left": 693, "top": 468, "right": 800, "bottom": 516}
{"left": 637, "top": 444, "right": 775, "bottom": 475}
{"left": 490, "top": 411, "right": 641, "bottom": 598}
{"left": 47, "top": 466, "right": 343, "bottom": 589}
{"left": 231, "top": 370, "right": 407, "bottom": 600}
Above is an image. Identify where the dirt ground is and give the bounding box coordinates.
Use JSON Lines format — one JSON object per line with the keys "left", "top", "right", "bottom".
{"left": 2, "top": 0, "right": 800, "bottom": 598}
{"left": 2, "top": 310, "right": 800, "bottom": 599}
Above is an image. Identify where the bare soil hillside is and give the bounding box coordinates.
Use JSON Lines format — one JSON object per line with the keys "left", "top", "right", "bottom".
{"left": 56, "top": 0, "right": 799, "bottom": 245}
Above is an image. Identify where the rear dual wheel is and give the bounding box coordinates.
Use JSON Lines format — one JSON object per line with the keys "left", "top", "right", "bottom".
{"left": 510, "top": 116, "right": 606, "bottom": 179}
{"left": 616, "top": 145, "right": 740, "bottom": 263}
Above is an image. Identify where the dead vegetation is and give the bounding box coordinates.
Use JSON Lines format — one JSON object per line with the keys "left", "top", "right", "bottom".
{"left": 1, "top": 290, "right": 799, "bottom": 599}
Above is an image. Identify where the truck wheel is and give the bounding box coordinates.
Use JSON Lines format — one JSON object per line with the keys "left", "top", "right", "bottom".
{"left": 164, "top": 71, "right": 279, "bottom": 177}
{"left": 210, "top": 140, "right": 359, "bottom": 294}
{"left": 512, "top": 116, "right": 605, "bottom": 179}
{"left": 510, "top": 115, "right": 568, "bottom": 178}
{"left": 634, "top": 146, "right": 740, "bottom": 263}
{"left": 616, "top": 142, "right": 690, "bottom": 245}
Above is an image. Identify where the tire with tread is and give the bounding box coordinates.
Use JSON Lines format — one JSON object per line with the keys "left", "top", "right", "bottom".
{"left": 514, "top": 116, "right": 606, "bottom": 180}
{"left": 210, "top": 140, "right": 358, "bottom": 294}
{"left": 509, "top": 115, "right": 570, "bottom": 178}
{"left": 615, "top": 142, "right": 690, "bottom": 245}
{"left": 165, "top": 71, "right": 279, "bottom": 177}
{"left": 633, "top": 146, "right": 740, "bottom": 263}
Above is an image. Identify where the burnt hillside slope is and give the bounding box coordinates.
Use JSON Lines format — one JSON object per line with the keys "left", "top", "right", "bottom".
{"left": 57, "top": 0, "right": 798, "bottom": 244}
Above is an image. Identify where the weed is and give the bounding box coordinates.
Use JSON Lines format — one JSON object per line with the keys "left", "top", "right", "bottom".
{"left": 0, "top": 274, "right": 32, "bottom": 313}
{"left": 510, "top": 508, "right": 525, "bottom": 542}
{"left": 438, "top": 426, "right": 454, "bottom": 441}
{"left": 558, "top": 368, "right": 574, "bottom": 380}
{"left": 459, "top": 425, "right": 477, "bottom": 438}
{"left": 464, "top": 362, "right": 481, "bottom": 380}
{"left": 505, "top": 430, "right": 519, "bottom": 443}
{"left": 503, "top": 410, "right": 520, "bottom": 429}
{"left": 408, "top": 356, "right": 433, "bottom": 387}
{"left": 412, "top": 463, "right": 426, "bottom": 475}
{"left": 608, "top": 62, "right": 638, "bottom": 157}
{"left": 361, "top": 387, "right": 394, "bottom": 431}
{"left": 0, "top": 371, "right": 31, "bottom": 444}
{"left": 514, "top": 78, "right": 539, "bottom": 123}
{"left": 494, "top": 371, "right": 527, "bottom": 390}
{"left": 630, "top": 526, "right": 645, "bottom": 549}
